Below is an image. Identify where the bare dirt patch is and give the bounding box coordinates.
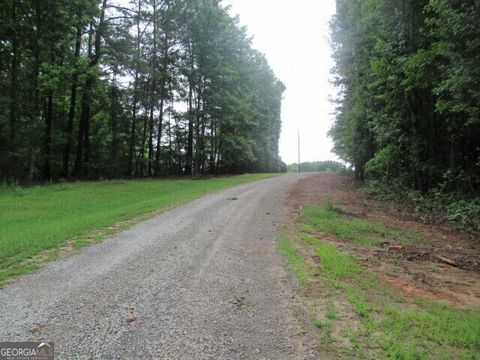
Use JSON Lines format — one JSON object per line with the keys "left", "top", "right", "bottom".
{"left": 286, "top": 173, "right": 480, "bottom": 309}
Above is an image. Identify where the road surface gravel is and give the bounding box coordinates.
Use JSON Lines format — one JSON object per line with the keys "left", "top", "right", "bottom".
{"left": 0, "top": 174, "right": 318, "bottom": 359}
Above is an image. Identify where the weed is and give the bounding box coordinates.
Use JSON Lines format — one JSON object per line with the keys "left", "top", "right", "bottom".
{"left": 282, "top": 205, "right": 480, "bottom": 359}
{"left": 302, "top": 205, "right": 423, "bottom": 247}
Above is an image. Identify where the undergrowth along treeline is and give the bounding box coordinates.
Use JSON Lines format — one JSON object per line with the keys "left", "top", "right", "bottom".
{"left": 0, "top": 0, "right": 286, "bottom": 182}
{"left": 330, "top": 0, "right": 480, "bottom": 233}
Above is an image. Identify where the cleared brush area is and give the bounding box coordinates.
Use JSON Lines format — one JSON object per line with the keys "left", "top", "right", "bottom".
{"left": 283, "top": 173, "right": 480, "bottom": 359}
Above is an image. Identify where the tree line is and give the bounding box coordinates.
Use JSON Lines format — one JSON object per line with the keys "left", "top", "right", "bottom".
{"left": 0, "top": 0, "right": 286, "bottom": 182}
{"left": 286, "top": 161, "right": 345, "bottom": 173}
{"left": 330, "top": 0, "right": 479, "bottom": 194}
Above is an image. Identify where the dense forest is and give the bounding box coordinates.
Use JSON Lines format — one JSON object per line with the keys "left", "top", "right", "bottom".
{"left": 0, "top": 0, "right": 286, "bottom": 182}
{"left": 330, "top": 0, "right": 480, "bottom": 196}
{"left": 286, "top": 161, "right": 345, "bottom": 173}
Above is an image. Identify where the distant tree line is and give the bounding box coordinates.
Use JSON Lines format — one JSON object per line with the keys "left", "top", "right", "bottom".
{"left": 287, "top": 161, "right": 346, "bottom": 173}
{"left": 330, "top": 0, "right": 480, "bottom": 194}
{"left": 0, "top": 0, "right": 286, "bottom": 182}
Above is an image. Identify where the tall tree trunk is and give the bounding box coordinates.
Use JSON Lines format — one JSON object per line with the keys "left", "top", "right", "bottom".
{"left": 200, "top": 93, "right": 206, "bottom": 173}
{"left": 216, "top": 137, "right": 223, "bottom": 175}
{"left": 209, "top": 120, "right": 216, "bottom": 174}
{"left": 168, "top": 105, "right": 173, "bottom": 175}
{"left": 83, "top": 104, "right": 90, "bottom": 177}
{"left": 43, "top": 94, "right": 53, "bottom": 180}
{"left": 200, "top": 118, "right": 205, "bottom": 174}
{"left": 9, "top": 0, "right": 18, "bottom": 145}
{"left": 73, "top": 23, "right": 94, "bottom": 178}
{"left": 155, "top": 45, "right": 169, "bottom": 175}
{"left": 154, "top": 96, "right": 165, "bottom": 175}
{"left": 128, "top": 71, "right": 139, "bottom": 178}
{"left": 128, "top": 0, "right": 142, "bottom": 178}
{"left": 138, "top": 115, "right": 148, "bottom": 177}
{"left": 148, "top": 105, "right": 155, "bottom": 176}
{"left": 74, "top": 77, "right": 92, "bottom": 178}
{"left": 185, "top": 45, "right": 194, "bottom": 176}
{"left": 176, "top": 115, "right": 183, "bottom": 176}
{"left": 5, "top": 0, "right": 19, "bottom": 182}
{"left": 147, "top": 0, "right": 157, "bottom": 177}
{"left": 63, "top": 25, "right": 83, "bottom": 178}
{"left": 29, "top": 1, "right": 42, "bottom": 181}
{"left": 186, "top": 84, "right": 194, "bottom": 176}
{"left": 110, "top": 75, "right": 119, "bottom": 177}
{"left": 449, "top": 141, "right": 457, "bottom": 171}
{"left": 73, "top": 0, "right": 107, "bottom": 178}
{"left": 194, "top": 87, "right": 201, "bottom": 176}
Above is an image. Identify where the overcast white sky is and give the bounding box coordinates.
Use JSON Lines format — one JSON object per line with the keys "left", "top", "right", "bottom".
{"left": 224, "top": 0, "right": 338, "bottom": 164}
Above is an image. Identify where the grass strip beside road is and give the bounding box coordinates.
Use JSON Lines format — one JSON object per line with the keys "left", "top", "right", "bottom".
{"left": 0, "top": 174, "right": 277, "bottom": 284}
{"left": 281, "top": 205, "right": 480, "bottom": 359}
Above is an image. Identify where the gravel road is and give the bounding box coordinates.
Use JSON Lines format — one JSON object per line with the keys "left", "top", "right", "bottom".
{"left": 0, "top": 174, "right": 318, "bottom": 359}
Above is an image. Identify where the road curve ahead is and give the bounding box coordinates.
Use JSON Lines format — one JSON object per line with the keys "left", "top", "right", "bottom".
{"left": 0, "top": 174, "right": 316, "bottom": 359}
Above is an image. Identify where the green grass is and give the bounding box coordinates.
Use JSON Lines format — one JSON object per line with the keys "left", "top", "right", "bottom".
{"left": 283, "top": 205, "right": 480, "bottom": 359}
{"left": 0, "top": 174, "right": 276, "bottom": 284}
{"left": 301, "top": 204, "right": 424, "bottom": 246}
{"left": 279, "top": 232, "right": 314, "bottom": 284}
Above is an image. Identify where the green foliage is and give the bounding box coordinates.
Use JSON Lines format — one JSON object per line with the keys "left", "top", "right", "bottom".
{"left": 330, "top": 0, "right": 480, "bottom": 195}
{"left": 286, "top": 161, "right": 346, "bottom": 173}
{"left": 0, "top": 0, "right": 285, "bottom": 181}
{"left": 364, "top": 176, "right": 480, "bottom": 234}
{"left": 446, "top": 199, "right": 480, "bottom": 234}
{"left": 364, "top": 145, "right": 400, "bottom": 180}
{"left": 0, "top": 173, "right": 276, "bottom": 284}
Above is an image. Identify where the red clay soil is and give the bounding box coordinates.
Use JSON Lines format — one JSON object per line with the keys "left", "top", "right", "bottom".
{"left": 286, "top": 173, "right": 480, "bottom": 309}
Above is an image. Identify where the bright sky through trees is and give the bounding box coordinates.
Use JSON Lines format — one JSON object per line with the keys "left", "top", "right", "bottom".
{"left": 225, "top": 0, "right": 338, "bottom": 164}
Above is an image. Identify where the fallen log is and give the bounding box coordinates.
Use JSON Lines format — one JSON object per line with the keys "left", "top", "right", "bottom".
{"left": 436, "top": 255, "right": 457, "bottom": 267}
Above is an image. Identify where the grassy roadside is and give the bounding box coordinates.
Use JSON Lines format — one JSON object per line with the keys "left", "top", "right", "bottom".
{"left": 281, "top": 204, "right": 480, "bottom": 359}
{"left": 0, "top": 174, "right": 277, "bottom": 285}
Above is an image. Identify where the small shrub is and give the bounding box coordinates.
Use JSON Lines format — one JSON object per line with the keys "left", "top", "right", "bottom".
{"left": 364, "top": 179, "right": 480, "bottom": 236}
{"left": 446, "top": 199, "right": 480, "bottom": 234}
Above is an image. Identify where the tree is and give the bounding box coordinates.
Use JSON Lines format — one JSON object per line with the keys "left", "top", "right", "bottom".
{"left": 0, "top": 0, "right": 286, "bottom": 182}
{"left": 330, "top": 0, "right": 480, "bottom": 193}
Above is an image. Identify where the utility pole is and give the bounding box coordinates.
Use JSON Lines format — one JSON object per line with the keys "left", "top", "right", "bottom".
{"left": 298, "top": 129, "right": 301, "bottom": 174}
